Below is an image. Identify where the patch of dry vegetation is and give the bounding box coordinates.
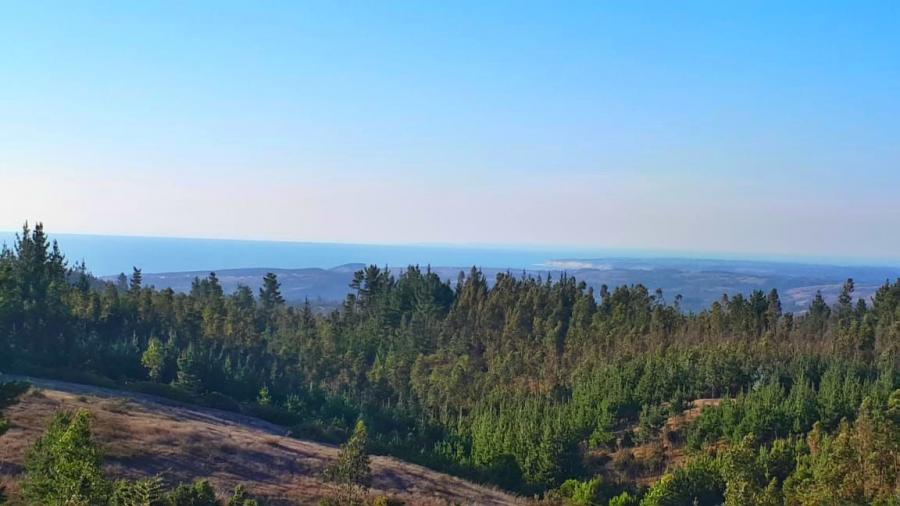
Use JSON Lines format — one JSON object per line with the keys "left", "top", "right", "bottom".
{"left": 586, "top": 398, "right": 723, "bottom": 487}
{"left": 0, "top": 380, "right": 523, "bottom": 506}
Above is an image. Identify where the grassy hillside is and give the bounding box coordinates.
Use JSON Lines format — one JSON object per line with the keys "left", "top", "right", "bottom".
{"left": 0, "top": 378, "right": 521, "bottom": 506}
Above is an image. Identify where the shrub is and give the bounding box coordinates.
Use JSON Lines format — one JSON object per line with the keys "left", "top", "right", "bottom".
{"left": 0, "top": 381, "right": 30, "bottom": 408}
{"left": 168, "top": 480, "right": 217, "bottom": 506}
{"left": 557, "top": 477, "right": 603, "bottom": 505}
{"left": 640, "top": 455, "right": 724, "bottom": 506}
{"left": 608, "top": 491, "right": 638, "bottom": 506}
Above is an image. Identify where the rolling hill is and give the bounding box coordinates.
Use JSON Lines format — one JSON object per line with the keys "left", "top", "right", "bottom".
{"left": 0, "top": 376, "right": 523, "bottom": 506}
{"left": 119, "top": 258, "right": 900, "bottom": 313}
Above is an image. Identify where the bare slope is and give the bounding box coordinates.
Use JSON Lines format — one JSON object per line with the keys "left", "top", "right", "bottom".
{"left": 0, "top": 376, "right": 522, "bottom": 505}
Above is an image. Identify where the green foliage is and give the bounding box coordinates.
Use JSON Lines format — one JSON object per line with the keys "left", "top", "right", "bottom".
{"left": 226, "top": 484, "right": 258, "bottom": 506}
{"left": 326, "top": 419, "right": 373, "bottom": 490}
{"left": 22, "top": 409, "right": 111, "bottom": 505}
{"left": 20, "top": 407, "right": 258, "bottom": 506}
{"left": 168, "top": 480, "right": 218, "bottom": 506}
{"left": 557, "top": 477, "right": 603, "bottom": 505}
{"left": 783, "top": 391, "right": 900, "bottom": 505}
{"left": 718, "top": 435, "right": 782, "bottom": 506}
{"left": 687, "top": 361, "right": 888, "bottom": 450}
{"left": 0, "top": 381, "right": 27, "bottom": 437}
{"left": 635, "top": 404, "right": 666, "bottom": 444}
{"left": 607, "top": 491, "right": 637, "bottom": 506}
{"left": 142, "top": 337, "right": 167, "bottom": 382}
{"left": 257, "top": 385, "right": 272, "bottom": 406}
{"left": 176, "top": 345, "right": 205, "bottom": 395}
{"left": 2, "top": 225, "right": 899, "bottom": 496}
{"left": 112, "top": 476, "right": 168, "bottom": 506}
{"left": 640, "top": 456, "right": 724, "bottom": 506}
{"left": 0, "top": 381, "right": 30, "bottom": 408}
{"left": 259, "top": 272, "right": 285, "bottom": 310}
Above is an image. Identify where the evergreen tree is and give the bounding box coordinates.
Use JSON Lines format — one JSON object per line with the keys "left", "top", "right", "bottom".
{"left": 176, "top": 345, "right": 205, "bottom": 394}
{"left": 111, "top": 476, "right": 167, "bottom": 506}
{"left": 326, "top": 419, "right": 373, "bottom": 493}
{"left": 22, "top": 409, "right": 111, "bottom": 505}
{"left": 168, "top": 480, "right": 217, "bottom": 506}
{"left": 259, "top": 272, "right": 284, "bottom": 310}
{"left": 130, "top": 267, "right": 143, "bottom": 294}
{"left": 141, "top": 337, "right": 166, "bottom": 382}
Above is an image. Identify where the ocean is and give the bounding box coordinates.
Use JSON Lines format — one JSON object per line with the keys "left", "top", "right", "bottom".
{"left": 0, "top": 232, "right": 616, "bottom": 276}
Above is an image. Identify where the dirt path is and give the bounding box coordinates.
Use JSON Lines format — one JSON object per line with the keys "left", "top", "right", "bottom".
{"left": 0, "top": 374, "right": 523, "bottom": 505}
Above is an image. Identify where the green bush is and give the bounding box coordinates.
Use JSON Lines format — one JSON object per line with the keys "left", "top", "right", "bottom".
{"left": 0, "top": 381, "right": 30, "bottom": 408}
{"left": 608, "top": 491, "right": 638, "bottom": 506}
{"left": 640, "top": 456, "right": 724, "bottom": 506}
{"left": 168, "top": 480, "right": 217, "bottom": 506}
{"left": 557, "top": 477, "right": 603, "bottom": 505}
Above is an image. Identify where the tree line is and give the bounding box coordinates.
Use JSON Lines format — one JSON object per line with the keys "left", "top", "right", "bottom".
{"left": 0, "top": 223, "right": 897, "bottom": 503}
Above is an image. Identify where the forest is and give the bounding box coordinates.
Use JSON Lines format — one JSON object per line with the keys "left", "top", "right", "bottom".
{"left": 1, "top": 223, "right": 897, "bottom": 505}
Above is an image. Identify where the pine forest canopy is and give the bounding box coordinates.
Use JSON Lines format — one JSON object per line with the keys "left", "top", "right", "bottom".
{"left": 0, "top": 222, "right": 897, "bottom": 505}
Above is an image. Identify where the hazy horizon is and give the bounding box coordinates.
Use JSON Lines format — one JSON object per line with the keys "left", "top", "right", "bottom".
{"left": 3, "top": 2, "right": 899, "bottom": 260}
{"left": 3, "top": 229, "right": 898, "bottom": 277}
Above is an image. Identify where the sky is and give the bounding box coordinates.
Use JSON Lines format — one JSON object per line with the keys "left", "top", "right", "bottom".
{"left": 1, "top": 1, "right": 898, "bottom": 262}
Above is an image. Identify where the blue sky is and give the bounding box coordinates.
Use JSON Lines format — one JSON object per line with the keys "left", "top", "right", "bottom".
{"left": 1, "top": 1, "right": 898, "bottom": 260}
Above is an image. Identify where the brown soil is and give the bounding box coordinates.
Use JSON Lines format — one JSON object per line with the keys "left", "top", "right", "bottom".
{"left": 0, "top": 376, "right": 524, "bottom": 506}
{"left": 588, "top": 398, "right": 722, "bottom": 487}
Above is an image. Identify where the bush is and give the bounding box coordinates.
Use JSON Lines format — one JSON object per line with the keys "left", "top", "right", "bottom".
{"left": 111, "top": 476, "right": 167, "bottom": 505}
{"left": 227, "top": 484, "right": 259, "bottom": 506}
{"left": 557, "top": 477, "right": 603, "bottom": 505}
{"left": 588, "top": 425, "right": 616, "bottom": 449}
{"left": 0, "top": 381, "right": 30, "bottom": 408}
{"left": 608, "top": 491, "right": 638, "bottom": 506}
{"left": 169, "top": 480, "right": 217, "bottom": 506}
{"left": 640, "top": 456, "right": 724, "bottom": 506}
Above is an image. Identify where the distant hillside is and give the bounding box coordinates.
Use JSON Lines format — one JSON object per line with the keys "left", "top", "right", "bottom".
{"left": 0, "top": 376, "right": 523, "bottom": 506}
{"left": 119, "top": 258, "right": 900, "bottom": 313}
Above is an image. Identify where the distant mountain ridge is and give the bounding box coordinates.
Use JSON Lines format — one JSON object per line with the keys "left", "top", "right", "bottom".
{"left": 112, "top": 258, "right": 900, "bottom": 314}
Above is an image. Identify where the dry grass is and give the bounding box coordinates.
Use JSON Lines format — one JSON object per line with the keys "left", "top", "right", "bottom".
{"left": 588, "top": 398, "right": 723, "bottom": 486}
{"left": 0, "top": 378, "right": 524, "bottom": 506}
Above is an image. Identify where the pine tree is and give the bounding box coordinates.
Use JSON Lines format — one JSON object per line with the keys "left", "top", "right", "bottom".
{"left": 141, "top": 338, "right": 166, "bottom": 382}
{"left": 259, "top": 272, "right": 284, "bottom": 310}
{"left": 111, "top": 476, "right": 167, "bottom": 506}
{"left": 130, "top": 267, "right": 143, "bottom": 294}
{"left": 176, "top": 345, "right": 204, "bottom": 394}
{"left": 23, "top": 409, "right": 111, "bottom": 505}
{"left": 326, "top": 419, "right": 372, "bottom": 495}
{"left": 167, "top": 480, "right": 217, "bottom": 506}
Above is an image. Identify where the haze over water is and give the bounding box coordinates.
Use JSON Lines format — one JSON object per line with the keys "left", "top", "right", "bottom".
{"left": 2, "top": 232, "right": 897, "bottom": 277}
{"left": 0, "top": 232, "right": 612, "bottom": 276}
